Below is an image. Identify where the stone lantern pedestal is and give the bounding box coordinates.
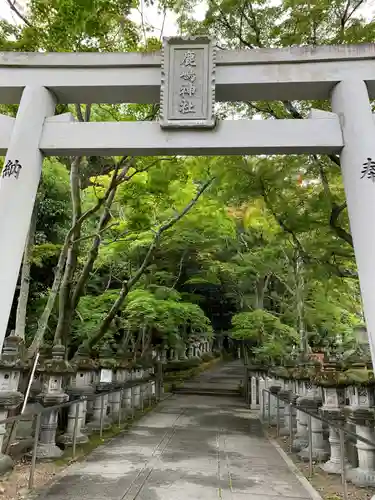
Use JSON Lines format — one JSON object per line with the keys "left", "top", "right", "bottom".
{"left": 179, "top": 344, "right": 188, "bottom": 361}
{"left": 278, "top": 385, "right": 296, "bottom": 437}
{"left": 58, "top": 346, "right": 95, "bottom": 445}
{"left": 133, "top": 382, "right": 141, "bottom": 409}
{"left": 258, "top": 374, "right": 267, "bottom": 416}
{"left": 36, "top": 344, "right": 73, "bottom": 459}
{"left": 319, "top": 386, "right": 350, "bottom": 474}
{"left": 120, "top": 367, "right": 132, "bottom": 416}
{"left": 347, "top": 386, "right": 375, "bottom": 487}
{"left": 268, "top": 384, "right": 282, "bottom": 426}
{"left": 87, "top": 346, "right": 114, "bottom": 432}
{"left": 0, "top": 333, "right": 24, "bottom": 473}
{"left": 298, "top": 385, "right": 329, "bottom": 462}
{"left": 110, "top": 360, "right": 128, "bottom": 424}
{"left": 115, "top": 355, "right": 133, "bottom": 422}
{"left": 187, "top": 344, "right": 194, "bottom": 359}
{"left": 194, "top": 342, "right": 202, "bottom": 358}
{"left": 292, "top": 381, "right": 309, "bottom": 452}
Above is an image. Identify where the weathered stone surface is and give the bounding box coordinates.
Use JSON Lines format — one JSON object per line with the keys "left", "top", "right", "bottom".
{"left": 160, "top": 36, "right": 215, "bottom": 129}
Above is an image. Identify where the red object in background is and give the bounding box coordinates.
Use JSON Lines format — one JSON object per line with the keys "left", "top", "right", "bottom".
{"left": 309, "top": 352, "right": 324, "bottom": 364}
{"left": 297, "top": 174, "right": 303, "bottom": 185}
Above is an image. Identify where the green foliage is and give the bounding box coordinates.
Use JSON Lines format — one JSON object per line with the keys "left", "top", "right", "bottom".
{"left": 36, "top": 159, "right": 71, "bottom": 243}
{"left": 231, "top": 310, "right": 297, "bottom": 343}
{"left": 73, "top": 287, "right": 212, "bottom": 348}
{"left": 2, "top": 0, "right": 367, "bottom": 364}
{"left": 231, "top": 310, "right": 298, "bottom": 364}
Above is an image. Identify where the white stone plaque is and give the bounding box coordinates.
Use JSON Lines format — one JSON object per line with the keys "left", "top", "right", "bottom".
{"left": 0, "top": 372, "right": 10, "bottom": 391}
{"left": 100, "top": 369, "right": 112, "bottom": 383}
{"left": 160, "top": 36, "right": 216, "bottom": 129}
{"left": 48, "top": 377, "right": 61, "bottom": 392}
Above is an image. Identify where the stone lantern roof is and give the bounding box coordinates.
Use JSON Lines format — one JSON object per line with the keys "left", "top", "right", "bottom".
{"left": 0, "top": 332, "right": 24, "bottom": 370}
{"left": 38, "top": 344, "right": 74, "bottom": 375}
{"left": 71, "top": 345, "right": 98, "bottom": 372}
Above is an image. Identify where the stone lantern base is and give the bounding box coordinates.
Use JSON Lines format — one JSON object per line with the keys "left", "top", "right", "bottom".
{"left": 0, "top": 454, "right": 13, "bottom": 475}
{"left": 348, "top": 468, "right": 375, "bottom": 487}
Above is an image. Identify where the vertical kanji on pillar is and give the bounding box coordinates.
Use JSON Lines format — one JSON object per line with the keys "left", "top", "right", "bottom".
{"left": 331, "top": 80, "right": 375, "bottom": 367}
{"left": 0, "top": 86, "right": 56, "bottom": 353}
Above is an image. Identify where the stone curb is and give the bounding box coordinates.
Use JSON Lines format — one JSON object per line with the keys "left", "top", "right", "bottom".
{"left": 267, "top": 436, "right": 324, "bottom": 500}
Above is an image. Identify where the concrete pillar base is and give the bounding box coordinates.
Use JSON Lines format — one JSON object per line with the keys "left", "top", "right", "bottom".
{"left": 299, "top": 445, "right": 329, "bottom": 462}
{"left": 321, "top": 459, "right": 351, "bottom": 475}
{"left": 292, "top": 435, "right": 308, "bottom": 452}
{"left": 58, "top": 431, "right": 89, "bottom": 446}
{"left": 35, "top": 442, "right": 63, "bottom": 460}
{"left": 348, "top": 467, "right": 375, "bottom": 487}
{"left": 86, "top": 418, "right": 111, "bottom": 432}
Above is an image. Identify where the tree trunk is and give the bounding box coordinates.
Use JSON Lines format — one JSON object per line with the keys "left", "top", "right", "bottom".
{"left": 254, "top": 274, "right": 271, "bottom": 310}
{"left": 27, "top": 236, "right": 70, "bottom": 357}
{"left": 15, "top": 202, "right": 37, "bottom": 340}
{"left": 54, "top": 157, "right": 82, "bottom": 345}
{"left": 295, "top": 253, "right": 307, "bottom": 355}
{"left": 71, "top": 187, "right": 116, "bottom": 310}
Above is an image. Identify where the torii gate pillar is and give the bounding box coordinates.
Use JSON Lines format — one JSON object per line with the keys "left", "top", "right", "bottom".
{"left": 331, "top": 80, "right": 375, "bottom": 361}
{"left": 0, "top": 86, "right": 56, "bottom": 352}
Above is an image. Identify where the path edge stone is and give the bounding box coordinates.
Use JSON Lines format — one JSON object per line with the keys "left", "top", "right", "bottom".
{"left": 267, "top": 436, "right": 324, "bottom": 500}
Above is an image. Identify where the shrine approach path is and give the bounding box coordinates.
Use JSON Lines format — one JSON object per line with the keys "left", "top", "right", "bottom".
{"left": 36, "top": 361, "right": 319, "bottom": 500}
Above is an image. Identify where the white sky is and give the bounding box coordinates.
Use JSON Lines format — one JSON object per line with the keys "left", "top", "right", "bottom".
{"left": 0, "top": 0, "right": 208, "bottom": 37}
{"left": 0, "top": 0, "right": 374, "bottom": 40}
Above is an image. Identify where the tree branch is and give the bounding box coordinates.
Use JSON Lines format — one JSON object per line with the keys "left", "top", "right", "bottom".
{"left": 329, "top": 202, "right": 353, "bottom": 246}
{"left": 54, "top": 156, "right": 83, "bottom": 345}
{"left": 172, "top": 249, "right": 188, "bottom": 288}
{"left": 5, "top": 0, "right": 32, "bottom": 26}
{"left": 71, "top": 189, "right": 117, "bottom": 309}
{"left": 315, "top": 156, "right": 353, "bottom": 247}
{"left": 15, "top": 202, "right": 37, "bottom": 339}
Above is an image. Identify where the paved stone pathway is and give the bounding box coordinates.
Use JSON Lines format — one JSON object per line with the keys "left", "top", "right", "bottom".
{"left": 37, "top": 362, "right": 316, "bottom": 500}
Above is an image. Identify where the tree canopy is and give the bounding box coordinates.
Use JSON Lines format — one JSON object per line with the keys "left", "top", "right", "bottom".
{"left": 0, "top": 0, "right": 369, "bottom": 363}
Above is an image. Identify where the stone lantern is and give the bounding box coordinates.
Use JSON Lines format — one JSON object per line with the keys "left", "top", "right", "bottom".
{"left": 173, "top": 348, "right": 179, "bottom": 362}
{"left": 36, "top": 343, "right": 73, "bottom": 459}
{"left": 119, "top": 355, "right": 132, "bottom": 417}
{"left": 179, "top": 343, "right": 187, "bottom": 361}
{"left": 319, "top": 382, "right": 350, "bottom": 474}
{"left": 194, "top": 342, "right": 201, "bottom": 358}
{"left": 187, "top": 344, "right": 194, "bottom": 359}
{"left": 160, "top": 347, "right": 167, "bottom": 364}
{"left": 292, "top": 378, "right": 309, "bottom": 452}
{"left": 110, "top": 350, "right": 130, "bottom": 423}
{"left": 0, "top": 332, "right": 24, "bottom": 473}
{"left": 278, "top": 382, "right": 295, "bottom": 437}
{"left": 346, "top": 384, "right": 375, "bottom": 487}
{"left": 268, "top": 383, "right": 282, "bottom": 426}
{"left": 87, "top": 345, "right": 115, "bottom": 431}
{"left": 298, "top": 381, "right": 329, "bottom": 462}
{"left": 132, "top": 362, "right": 142, "bottom": 409}
{"left": 58, "top": 345, "right": 96, "bottom": 445}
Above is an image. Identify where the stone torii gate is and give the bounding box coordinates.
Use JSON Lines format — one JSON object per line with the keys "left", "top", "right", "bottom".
{"left": 0, "top": 38, "right": 374, "bottom": 361}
